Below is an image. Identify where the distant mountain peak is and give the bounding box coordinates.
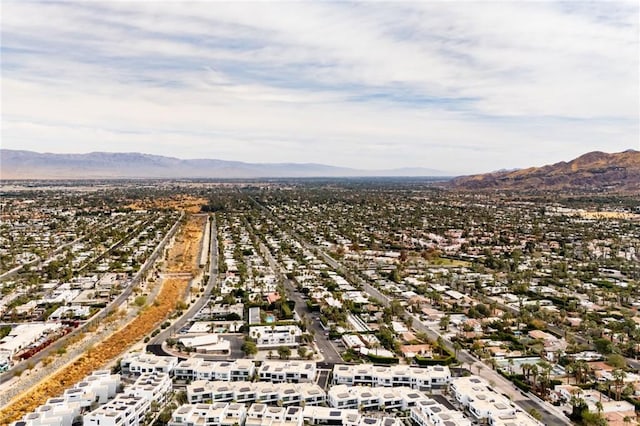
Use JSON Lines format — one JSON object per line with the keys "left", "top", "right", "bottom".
{"left": 449, "top": 149, "right": 640, "bottom": 192}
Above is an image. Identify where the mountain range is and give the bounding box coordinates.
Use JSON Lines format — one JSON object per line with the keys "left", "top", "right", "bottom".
{"left": 449, "top": 149, "right": 640, "bottom": 192}
{"left": 0, "top": 150, "right": 449, "bottom": 179}
{"left": 2, "top": 149, "right": 638, "bottom": 192}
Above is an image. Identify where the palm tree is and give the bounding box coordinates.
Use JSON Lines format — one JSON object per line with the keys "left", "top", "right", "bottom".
{"left": 595, "top": 400, "right": 603, "bottom": 416}
{"left": 530, "top": 364, "right": 539, "bottom": 392}
{"left": 569, "top": 387, "right": 585, "bottom": 419}
{"left": 565, "top": 362, "right": 576, "bottom": 384}
{"left": 453, "top": 342, "right": 462, "bottom": 359}
{"left": 537, "top": 361, "right": 552, "bottom": 398}
{"left": 574, "top": 360, "right": 589, "bottom": 384}
{"left": 613, "top": 369, "right": 626, "bottom": 401}
{"left": 436, "top": 336, "right": 446, "bottom": 356}
{"left": 489, "top": 358, "right": 497, "bottom": 371}
{"left": 439, "top": 315, "right": 450, "bottom": 331}
{"left": 521, "top": 363, "right": 531, "bottom": 383}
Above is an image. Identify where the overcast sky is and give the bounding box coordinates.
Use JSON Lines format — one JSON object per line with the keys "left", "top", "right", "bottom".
{"left": 2, "top": 1, "right": 638, "bottom": 174}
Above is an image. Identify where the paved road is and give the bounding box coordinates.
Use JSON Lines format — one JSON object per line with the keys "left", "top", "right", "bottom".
{"left": 150, "top": 215, "right": 218, "bottom": 347}
{"left": 256, "top": 240, "right": 343, "bottom": 364}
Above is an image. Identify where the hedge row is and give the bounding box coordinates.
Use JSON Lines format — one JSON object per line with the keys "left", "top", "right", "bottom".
{"left": 414, "top": 355, "right": 456, "bottom": 366}
{"left": 367, "top": 354, "right": 399, "bottom": 364}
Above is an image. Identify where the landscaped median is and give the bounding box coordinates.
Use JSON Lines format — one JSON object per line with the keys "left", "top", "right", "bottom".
{"left": 0, "top": 214, "right": 206, "bottom": 424}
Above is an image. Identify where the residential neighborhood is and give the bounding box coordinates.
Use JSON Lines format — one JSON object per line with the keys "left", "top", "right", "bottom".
{"left": 1, "top": 180, "right": 639, "bottom": 426}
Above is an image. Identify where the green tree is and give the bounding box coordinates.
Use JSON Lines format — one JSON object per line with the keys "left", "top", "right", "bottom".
{"left": 439, "top": 315, "right": 450, "bottom": 331}
{"left": 528, "top": 409, "right": 543, "bottom": 421}
{"left": 606, "top": 353, "right": 627, "bottom": 369}
{"left": 297, "top": 346, "right": 307, "bottom": 359}
{"left": 241, "top": 340, "right": 258, "bottom": 357}
{"left": 175, "top": 390, "right": 188, "bottom": 405}
{"left": 157, "top": 404, "right": 177, "bottom": 425}
{"left": 277, "top": 345, "right": 291, "bottom": 360}
{"left": 594, "top": 338, "right": 613, "bottom": 355}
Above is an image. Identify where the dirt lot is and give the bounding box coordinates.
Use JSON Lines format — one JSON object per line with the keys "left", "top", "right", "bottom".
{"left": 167, "top": 215, "right": 207, "bottom": 274}
{"left": 578, "top": 211, "right": 639, "bottom": 220}
{"left": 126, "top": 195, "right": 207, "bottom": 213}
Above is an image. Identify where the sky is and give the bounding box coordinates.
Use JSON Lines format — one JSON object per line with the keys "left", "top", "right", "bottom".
{"left": 2, "top": 1, "right": 639, "bottom": 174}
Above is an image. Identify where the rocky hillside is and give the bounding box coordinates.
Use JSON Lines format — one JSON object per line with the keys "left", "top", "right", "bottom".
{"left": 449, "top": 150, "right": 640, "bottom": 192}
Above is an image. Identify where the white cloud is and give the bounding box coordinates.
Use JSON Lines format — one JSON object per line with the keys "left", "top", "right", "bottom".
{"left": 1, "top": 1, "right": 638, "bottom": 173}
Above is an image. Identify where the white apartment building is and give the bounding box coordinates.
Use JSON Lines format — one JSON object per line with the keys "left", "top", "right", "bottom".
{"left": 187, "top": 380, "right": 326, "bottom": 406}
{"left": 301, "top": 406, "right": 360, "bottom": 426}
{"left": 126, "top": 371, "right": 172, "bottom": 405}
{"left": 10, "top": 402, "right": 82, "bottom": 426}
{"left": 15, "top": 370, "right": 171, "bottom": 426}
{"left": 165, "top": 402, "right": 404, "bottom": 426}
{"left": 168, "top": 403, "right": 247, "bottom": 426}
{"left": 450, "top": 376, "right": 542, "bottom": 426}
{"left": 174, "top": 358, "right": 256, "bottom": 381}
{"left": 332, "top": 364, "right": 450, "bottom": 389}
{"left": 63, "top": 370, "right": 120, "bottom": 408}
{"left": 242, "top": 404, "right": 403, "bottom": 426}
{"left": 250, "top": 325, "right": 301, "bottom": 348}
{"left": 120, "top": 352, "right": 178, "bottom": 376}
{"left": 352, "top": 418, "right": 403, "bottom": 426}
{"left": 491, "top": 412, "right": 547, "bottom": 426}
{"left": 245, "top": 404, "right": 303, "bottom": 426}
{"left": 410, "top": 398, "right": 472, "bottom": 426}
{"left": 11, "top": 371, "right": 120, "bottom": 426}
{"left": 83, "top": 394, "right": 149, "bottom": 426}
{"left": 328, "top": 385, "right": 431, "bottom": 411}
{"left": 258, "top": 360, "right": 317, "bottom": 383}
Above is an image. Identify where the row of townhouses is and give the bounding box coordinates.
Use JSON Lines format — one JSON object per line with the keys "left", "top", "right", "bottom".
{"left": 169, "top": 402, "right": 404, "bottom": 426}
{"left": 328, "top": 385, "right": 436, "bottom": 411}
{"left": 332, "top": 364, "right": 451, "bottom": 389}
{"left": 410, "top": 397, "right": 471, "bottom": 426}
{"left": 187, "top": 381, "right": 326, "bottom": 406}
{"left": 121, "top": 352, "right": 179, "bottom": 376}
{"left": 172, "top": 358, "right": 256, "bottom": 381}
{"left": 172, "top": 358, "right": 316, "bottom": 384}
{"left": 449, "top": 376, "right": 543, "bottom": 426}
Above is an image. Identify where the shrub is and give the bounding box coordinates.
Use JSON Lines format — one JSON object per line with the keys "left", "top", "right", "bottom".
{"left": 367, "top": 354, "right": 399, "bottom": 364}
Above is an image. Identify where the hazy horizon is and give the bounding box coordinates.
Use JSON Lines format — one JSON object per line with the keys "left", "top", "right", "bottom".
{"left": 2, "top": 2, "right": 639, "bottom": 174}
